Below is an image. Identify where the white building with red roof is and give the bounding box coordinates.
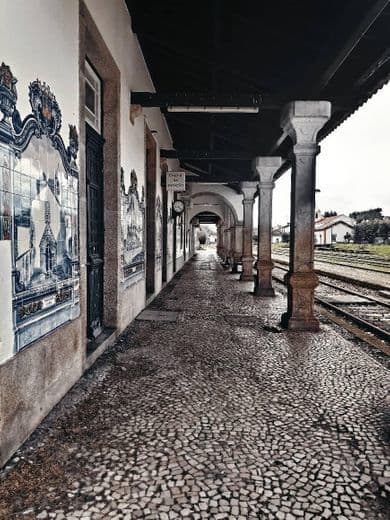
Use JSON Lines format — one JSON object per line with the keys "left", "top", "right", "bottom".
{"left": 314, "top": 212, "right": 355, "bottom": 245}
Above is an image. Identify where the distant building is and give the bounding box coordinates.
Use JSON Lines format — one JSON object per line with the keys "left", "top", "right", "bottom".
{"left": 314, "top": 214, "right": 355, "bottom": 245}
{"left": 272, "top": 224, "right": 290, "bottom": 243}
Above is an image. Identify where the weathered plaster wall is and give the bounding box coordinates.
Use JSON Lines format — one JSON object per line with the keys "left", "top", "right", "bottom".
{"left": 0, "top": 0, "right": 184, "bottom": 468}
{"left": 0, "top": 0, "right": 79, "bottom": 142}
{"left": 0, "top": 0, "right": 82, "bottom": 468}
{"left": 84, "top": 0, "right": 178, "bottom": 328}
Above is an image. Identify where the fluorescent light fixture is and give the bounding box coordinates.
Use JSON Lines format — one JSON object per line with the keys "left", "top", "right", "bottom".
{"left": 167, "top": 106, "right": 259, "bottom": 113}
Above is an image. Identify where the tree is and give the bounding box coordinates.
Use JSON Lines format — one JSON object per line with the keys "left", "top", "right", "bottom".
{"left": 324, "top": 210, "right": 337, "bottom": 217}
{"left": 353, "top": 218, "right": 390, "bottom": 244}
{"left": 350, "top": 208, "right": 383, "bottom": 223}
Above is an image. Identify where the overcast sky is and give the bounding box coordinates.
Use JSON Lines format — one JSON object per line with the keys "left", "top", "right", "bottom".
{"left": 267, "top": 82, "right": 390, "bottom": 226}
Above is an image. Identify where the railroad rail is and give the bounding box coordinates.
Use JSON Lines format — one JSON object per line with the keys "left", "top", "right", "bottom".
{"left": 272, "top": 263, "right": 390, "bottom": 349}
{"left": 272, "top": 249, "right": 390, "bottom": 274}
{"left": 272, "top": 257, "right": 389, "bottom": 291}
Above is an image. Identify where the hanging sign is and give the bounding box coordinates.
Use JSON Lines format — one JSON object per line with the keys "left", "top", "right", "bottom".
{"left": 166, "top": 171, "right": 186, "bottom": 191}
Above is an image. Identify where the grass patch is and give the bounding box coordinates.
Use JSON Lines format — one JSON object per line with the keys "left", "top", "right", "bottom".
{"left": 272, "top": 242, "right": 289, "bottom": 250}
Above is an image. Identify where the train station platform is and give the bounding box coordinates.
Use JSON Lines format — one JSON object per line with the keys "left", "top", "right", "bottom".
{"left": 1, "top": 251, "right": 389, "bottom": 520}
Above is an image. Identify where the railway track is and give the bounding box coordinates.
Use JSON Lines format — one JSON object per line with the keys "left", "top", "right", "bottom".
{"left": 272, "top": 263, "right": 390, "bottom": 351}
{"left": 272, "top": 257, "right": 389, "bottom": 291}
{"left": 273, "top": 250, "right": 390, "bottom": 274}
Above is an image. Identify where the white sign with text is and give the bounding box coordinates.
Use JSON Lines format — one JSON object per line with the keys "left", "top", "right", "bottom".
{"left": 166, "top": 171, "right": 186, "bottom": 191}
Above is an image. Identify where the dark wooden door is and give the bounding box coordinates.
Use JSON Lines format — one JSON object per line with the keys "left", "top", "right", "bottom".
{"left": 145, "top": 127, "right": 156, "bottom": 296}
{"left": 162, "top": 182, "right": 168, "bottom": 283}
{"left": 86, "top": 124, "right": 104, "bottom": 339}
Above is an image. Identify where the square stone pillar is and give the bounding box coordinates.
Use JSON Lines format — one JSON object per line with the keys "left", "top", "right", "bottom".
{"left": 216, "top": 223, "right": 223, "bottom": 257}
{"left": 182, "top": 196, "right": 191, "bottom": 261}
{"left": 231, "top": 224, "right": 243, "bottom": 273}
{"left": 253, "top": 157, "right": 282, "bottom": 296}
{"left": 223, "top": 227, "right": 230, "bottom": 265}
{"left": 239, "top": 182, "right": 258, "bottom": 281}
{"left": 228, "top": 226, "right": 235, "bottom": 266}
{"left": 281, "top": 101, "right": 331, "bottom": 331}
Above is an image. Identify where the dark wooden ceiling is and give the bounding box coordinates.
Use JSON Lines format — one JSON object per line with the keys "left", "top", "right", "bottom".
{"left": 126, "top": 0, "right": 390, "bottom": 182}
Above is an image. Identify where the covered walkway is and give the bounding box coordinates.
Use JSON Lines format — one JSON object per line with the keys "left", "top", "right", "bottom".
{"left": 1, "top": 251, "right": 389, "bottom": 519}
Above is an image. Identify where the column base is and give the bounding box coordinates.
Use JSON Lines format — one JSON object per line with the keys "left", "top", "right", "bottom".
{"left": 240, "top": 257, "right": 254, "bottom": 281}
{"left": 231, "top": 263, "right": 239, "bottom": 274}
{"left": 254, "top": 285, "right": 275, "bottom": 297}
{"left": 281, "top": 312, "right": 320, "bottom": 332}
{"left": 240, "top": 273, "right": 254, "bottom": 282}
{"left": 254, "top": 260, "right": 274, "bottom": 296}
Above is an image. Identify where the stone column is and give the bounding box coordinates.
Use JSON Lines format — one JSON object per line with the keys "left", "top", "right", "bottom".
{"left": 231, "top": 224, "right": 243, "bottom": 273}
{"left": 222, "top": 210, "right": 234, "bottom": 266}
{"left": 253, "top": 157, "right": 282, "bottom": 296}
{"left": 239, "top": 182, "right": 258, "bottom": 281}
{"left": 217, "top": 223, "right": 224, "bottom": 258}
{"left": 281, "top": 101, "right": 331, "bottom": 331}
{"left": 223, "top": 227, "right": 230, "bottom": 266}
{"left": 182, "top": 197, "right": 191, "bottom": 260}
{"left": 228, "top": 225, "right": 236, "bottom": 267}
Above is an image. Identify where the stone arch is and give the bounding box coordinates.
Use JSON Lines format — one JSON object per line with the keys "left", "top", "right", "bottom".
{"left": 190, "top": 191, "right": 239, "bottom": 225}
{"left": 189, "top": 207, "right": 225, "bottom": 224}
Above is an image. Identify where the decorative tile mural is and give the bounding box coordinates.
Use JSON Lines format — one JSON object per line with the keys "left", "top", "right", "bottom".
{"left": 0, "top": 62, "right": 79, "bottom": 352}
{"left": 120, "top": 167, "right": 145, "bottom": 282}
{"left": 155, "top": 194, "right": 162, "bottom": 263}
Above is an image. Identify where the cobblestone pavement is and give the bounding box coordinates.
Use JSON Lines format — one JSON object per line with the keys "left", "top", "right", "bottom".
{"left": 1, "top": 251, "right": 389, "bottom": 519}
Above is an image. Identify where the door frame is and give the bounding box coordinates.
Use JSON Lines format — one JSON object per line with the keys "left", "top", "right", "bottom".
{"left": 85, "top": 122, "right": 105, "bottom": 339}
{"left": 80, "top": 2, "right": 120, "bottom": 345}
{"left": 162, "top": 174, "right": 168, "bottom": 283}
{"left": 145, "top": 124, "right": 157, "bottom": 296}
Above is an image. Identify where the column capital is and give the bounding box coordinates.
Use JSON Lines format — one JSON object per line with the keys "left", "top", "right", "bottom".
{"left": 281, "top": 100, "right": 331, "bottom": 145}
{"left": 181, "top": 196, "right": 192, "bottom": 208}
{"left": 239, "top": 181, "right": 258, "bottom": 201}
{"left": 253, "top": 156, "right": 282, "bottom": 186}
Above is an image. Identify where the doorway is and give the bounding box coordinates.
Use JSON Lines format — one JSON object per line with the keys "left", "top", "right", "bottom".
{"left": 81, "top": 3, "right": 120, "bottom": 346}
{"left": 162, "top": 177, "right": 168, "bottom": 283}
{"left": 145, "top": 126, "right": 156, "bottom": 296}
{"left": 86, "top": 123, "right": 104, "bottom": 338}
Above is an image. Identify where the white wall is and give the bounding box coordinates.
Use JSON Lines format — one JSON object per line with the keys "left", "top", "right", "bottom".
{"left": 84, "top": 0, "right": 178, "bottom": 325}
{"left": 0, "top": 0, "right": 80, "bottom": 361}
{"left": 0, "top": 0, "right": 83, "bottom": 468}
{"left": 0, "top": 0, "right": 79, "bottom": 144}
{"left": 315, "top": 223, "right": 354, "bottom": 245}
{"left": 0, "top": 0, "right": 184, "bottom": 467}
{"left": 0, "top": 242, "right": 13, "bottom": 364}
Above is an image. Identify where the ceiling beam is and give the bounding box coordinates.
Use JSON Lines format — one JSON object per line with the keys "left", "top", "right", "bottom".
{"left": 132, "top": 92, "right": 262, "bottom": 109}
{"left": 181, "top": 162, "right": 210, "bottom": 178}
{"left": 181, "top": 161, "right": 248, "bottom": 183}
{"left": 354, "top": 46, "right": 390, "bottom": 88}
{"left": 269, "top": 2, "right": 390, "bottom": 154}
{"left": 167, "top": 115, "right": 254, "bottom": 152}
{"left": 314, "top": 0, "right": 390, "bottom": 92}
{"left": 161, "top": 149, "right": 253, "bottom": 160}
{"left": 211, "top": 162, "right": 251, "bottom": 181}
{"left": 137, "top": 33, "right": 271, "bottom": 92}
